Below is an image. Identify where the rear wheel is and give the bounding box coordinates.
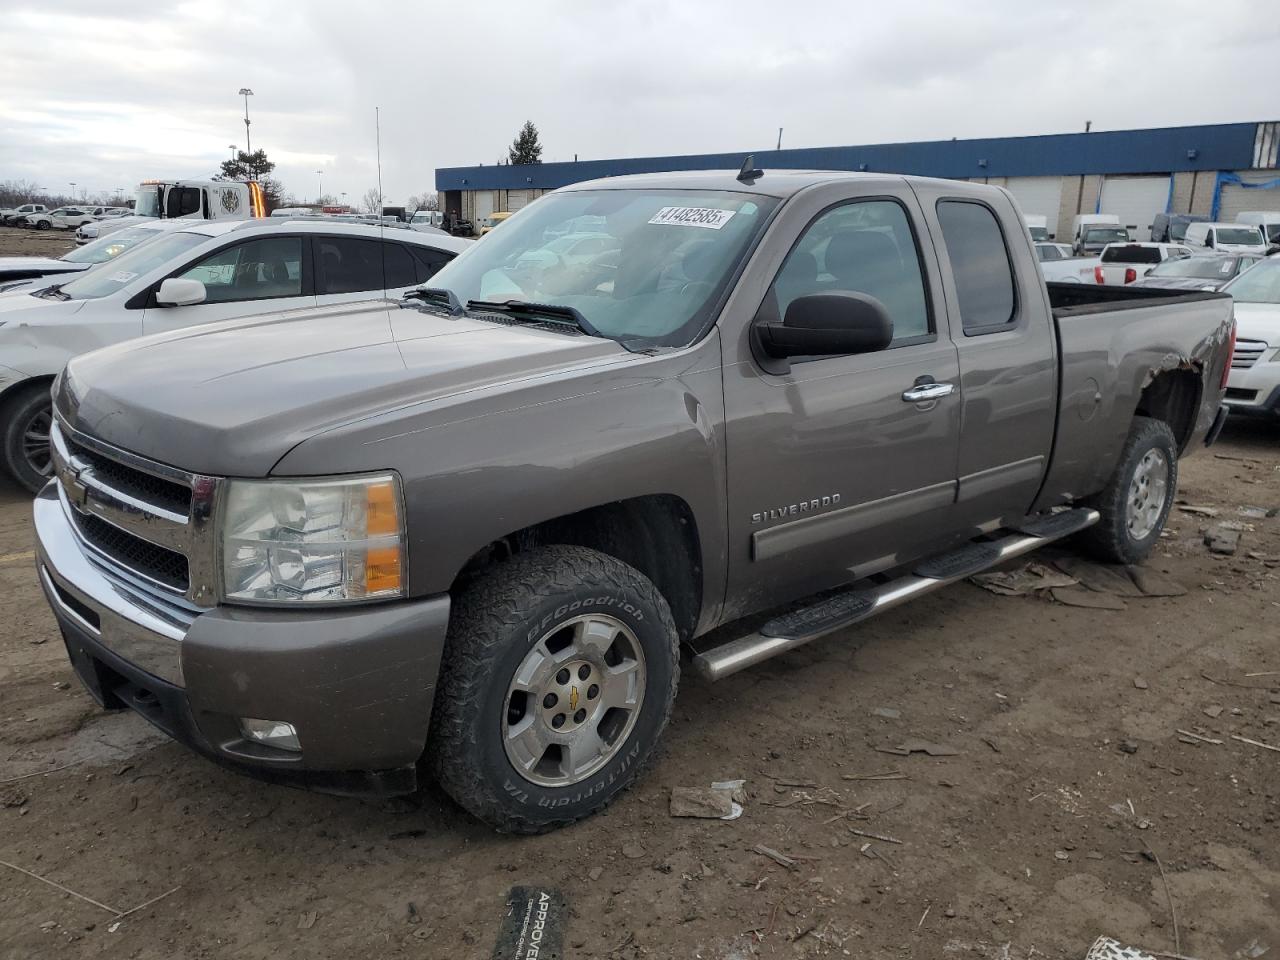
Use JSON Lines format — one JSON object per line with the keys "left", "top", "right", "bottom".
{"left": 1, "top": 383, "right": 55, "bottom": 493}
{"left": 1078, "top": 416, "right": 1177, "bottom": 564}
{"left": 429, "top": 545, "right": 679, "bottom": 833}
{"left": 35, "top": 220, "right": 50, "bottom": 231}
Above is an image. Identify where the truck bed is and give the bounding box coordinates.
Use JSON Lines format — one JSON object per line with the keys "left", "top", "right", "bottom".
{"left": 1035, "top": 282, "right": 1234, "bottom": 511}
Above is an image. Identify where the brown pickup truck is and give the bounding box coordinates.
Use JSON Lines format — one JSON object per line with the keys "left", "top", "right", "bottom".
{"left": 34, "top": 167, "right": 1235, "bottom": 832}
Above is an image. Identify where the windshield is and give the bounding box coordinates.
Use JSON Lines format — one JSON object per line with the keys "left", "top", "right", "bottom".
{"left": 1028, "top": 226, "right": 1049, "bottom": 241}
{"left": 1149, "top": 257, "right": 1243, "bottom": 280}
{"left": 57, "top": 231, "right": 207, "bottom": 300}
{"left": 1216, "top": 227, "right": 1263, "bottom": 246}
{"left": 1101, "top": 245, "right": 1162, "bottom": 264}
{"left": 60, "top": 225, "right": 163, "bottom": 265}
{"left": 133, "top": 187, "right": 162, "bottom": 218}
{"left": 1223, "top": 259, "right": 1280, "bottom": 303}
{"left": 1169, "top": 221, "right": 1198, "bottom": 240}
{"left": 1084, "top": 228, "right": 1128, "bottom": 243}
{"left": 425, "top": 189, "right": 778, "bottom": 347}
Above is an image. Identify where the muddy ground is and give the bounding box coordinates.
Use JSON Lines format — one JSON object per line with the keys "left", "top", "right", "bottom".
{"left": 0, "top": 222, "right": 1277, "bottom": 958}
{"left": 0, "top": 226, "right": 78, "bottom": 259}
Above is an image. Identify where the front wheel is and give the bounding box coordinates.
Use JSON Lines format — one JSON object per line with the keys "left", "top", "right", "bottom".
{"left": 1078, "top": 415, "right": 1177, "bottom": 564}
{"left": 35, "top": 220, "right": 50, "bottom": 231}
{"left": 429, "top": 545, "right": 679, "bottom": 833}
{"left": 1, "top": 383, "right": 55, "bottom": 493}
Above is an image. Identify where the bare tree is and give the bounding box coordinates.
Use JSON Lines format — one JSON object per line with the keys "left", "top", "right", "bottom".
{"left": 361, "top": 187, "right": 382, "bottom": 214}
{"left": 407, "top": 192, "right": 439, "bottom": 212}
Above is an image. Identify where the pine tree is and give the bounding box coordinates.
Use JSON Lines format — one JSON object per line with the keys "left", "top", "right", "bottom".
{"left": 507, "top": 121, "right": 543, "bottom": 166}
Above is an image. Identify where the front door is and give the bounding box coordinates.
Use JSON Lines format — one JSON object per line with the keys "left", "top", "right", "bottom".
{"left": 722, "top": 185, "right": 963, "bottom": 618}
{"left": 142, "top": 234, "right": 314, "bottom": 335}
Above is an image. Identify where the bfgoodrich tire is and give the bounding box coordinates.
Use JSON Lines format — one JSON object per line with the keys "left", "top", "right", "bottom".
{"left": 429, "top": 545, "right": 679, "bottom": 833}
{"left": 1, "top": 383, "right": 55, "bottom": 494}
{"left": 1078, "top": 416, "right": 1178, "bottom": 565}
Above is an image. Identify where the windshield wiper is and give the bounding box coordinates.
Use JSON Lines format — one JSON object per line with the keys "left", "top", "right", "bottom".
{"left": 36, "top": 283, "right": 69, "bottom": 301}
{"left": 402, "top": 286, "right": 463, "bottom": 315}
{"left": 466, "top": 299, "right": 608, "bottom": 340}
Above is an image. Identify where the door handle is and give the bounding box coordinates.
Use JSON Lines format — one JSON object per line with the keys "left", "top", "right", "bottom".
{"left": 901, "top": 381, "right": 955, "bottom": 403}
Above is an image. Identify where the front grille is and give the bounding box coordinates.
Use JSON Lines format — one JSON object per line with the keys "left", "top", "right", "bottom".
{"left": 65, "top": 436, "right": 192, "bottom": 517}
{"left": 73, "top": 511, "right": 190, "bottom": 592}
{"left": 1232, "top": 339, "right": 1268, "bottom": 370}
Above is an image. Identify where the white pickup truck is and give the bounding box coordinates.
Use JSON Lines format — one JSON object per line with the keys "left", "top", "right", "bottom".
{"left": 1, "top": 203, "right": 48, "bottom": 226}
{"left": 1094, "top": 242, "right": 1193, "bottom": 286}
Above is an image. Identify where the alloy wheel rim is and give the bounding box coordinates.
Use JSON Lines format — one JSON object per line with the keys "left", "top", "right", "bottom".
{"left": 503, "top": 613, "right": 646, "bottom": 788}
{"left": 1125, "top": 448, "right": 1169, "bottom": 540}
{"left": 22, "top": 407, "right": 53, "bottom": 478}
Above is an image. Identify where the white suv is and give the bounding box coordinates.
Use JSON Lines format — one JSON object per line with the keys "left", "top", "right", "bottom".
{"left": 0, "top": 219, "right": 471, "bottom": 490}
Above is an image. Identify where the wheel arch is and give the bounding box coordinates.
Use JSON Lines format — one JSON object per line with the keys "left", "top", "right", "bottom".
{"left": 1135, "top": 366, "right": 1202, "bottom": 454}
{"left": 450, "top": 493, "right": 704, "bottom": 644}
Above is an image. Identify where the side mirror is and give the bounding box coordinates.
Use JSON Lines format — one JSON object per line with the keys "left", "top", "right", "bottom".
{"left": 758, "top": 293, "right": 894, "bottom": 360}
{"left": 156, "top": 277, "right": 207, "bottom": 307}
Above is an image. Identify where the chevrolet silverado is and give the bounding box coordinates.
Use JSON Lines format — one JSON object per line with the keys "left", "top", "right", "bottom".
{"left": 34, "top": 168, "right": 1235, "bottom": 832}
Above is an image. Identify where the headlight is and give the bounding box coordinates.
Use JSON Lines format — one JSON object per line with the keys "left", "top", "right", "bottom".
{"left": 221, "top": 473, "right": 405, "bottom": 603}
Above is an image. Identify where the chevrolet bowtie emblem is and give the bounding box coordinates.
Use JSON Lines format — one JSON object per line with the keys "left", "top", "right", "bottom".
{"left": 68, "top": 470, "right": 89, "bottom": 508}
{"left": 569, "top": 687, "right": 580, "bottom": 712}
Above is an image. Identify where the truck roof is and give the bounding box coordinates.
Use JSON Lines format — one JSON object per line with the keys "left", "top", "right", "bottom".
{"left": 560, "top": 168, "right": 958, "bottom": 199}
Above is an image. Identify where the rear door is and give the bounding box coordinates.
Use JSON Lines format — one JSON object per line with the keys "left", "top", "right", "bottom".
{"left": 314, "top": 236, "right": 455, "bottom": 303}
{"left": 141, "top": 234, "right": 315, "bottom": 334}
{"left": 723, "top": 180, "right": 963, "bottom": 610}
{"left": 910, "top": 182, "right": 1057, "bottom": 527}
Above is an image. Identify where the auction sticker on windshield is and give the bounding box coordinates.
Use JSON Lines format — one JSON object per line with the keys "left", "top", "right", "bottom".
{"left": 107, "top": 271, "right": 138, "bottom": 284}
{"left": 648, "top": 206, "right": 736, "bottom": 230}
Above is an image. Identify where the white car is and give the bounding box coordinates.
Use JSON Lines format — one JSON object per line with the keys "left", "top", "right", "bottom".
{"left": 1034, "top": 242, "right": 1098, "bottom": 284}
{"left": 0, "top": 219, "right": 470, "bottom": 490}
{"left": 26, "top": 207, "right": 99, "bottom": 230}
{"left": 1183, "top": 222, "right": 1269, "bottom": 256}
{"left": 1094, "top": 242, "right": 1193, "bottom": 285}
{"left": 0, "top": 220, "right": 191, "bottom": 295}
{"left": 1221, "top": 257, "right": 1280, "bottom": 419}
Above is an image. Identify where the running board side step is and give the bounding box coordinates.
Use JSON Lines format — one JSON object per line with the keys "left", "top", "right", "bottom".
{"left": 692, "top": 508, "right": 1099, "bottom": 682}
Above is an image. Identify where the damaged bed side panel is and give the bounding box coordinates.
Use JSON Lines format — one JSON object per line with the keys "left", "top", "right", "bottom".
{"left": 1033, "top": 291, "right": 1235, "bottom": 512}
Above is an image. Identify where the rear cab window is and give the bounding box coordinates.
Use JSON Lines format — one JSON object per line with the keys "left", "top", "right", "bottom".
{"left": 935, "top": 200, "right": 1017, "bottom": 335}
{"left": 1101, "top": 246, "right": 1162, "bottom": 264}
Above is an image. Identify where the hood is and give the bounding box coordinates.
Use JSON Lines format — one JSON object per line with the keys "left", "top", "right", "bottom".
{"left": 58, "top": 300, "right": 634, "bottom": 476}
{"left": 1133, "top": 276, "right": 1228, "bottom": 292}
{"left": 0, "top": 256, "right": 85, "bottom": 279}
{"left": 1232, "top": 302, "right": 1280, "bottom": 346}
{"left": 0, "top": 289, "right": 83, "bottom": 319}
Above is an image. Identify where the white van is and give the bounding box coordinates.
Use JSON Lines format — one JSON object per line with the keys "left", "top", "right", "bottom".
{"left": 1234, "top": 211, "right": 1280, "bottom": 247}
{"left": 1183, "top": 221, "right": 1268, "bottom": 255}
{"left": 410, "top": 209, "right": 445, "bottom": 230}
{"left": 1071, "top": 214, "right": 1127, "bottom": 256}
{"left": 1023, "top": 215, "right": 1051, "bottom": 242}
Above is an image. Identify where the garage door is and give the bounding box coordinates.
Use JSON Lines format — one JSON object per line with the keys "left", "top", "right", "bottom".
{"left": 506, "top": 189, "right": 531, "bottom": 212}
{"left": 1003, "top": 177, "right": 1063, "bottom": 225}
{"left": 1098, "top": 176, "right": 1170, "bottom": 241}
{"left": 1218, "top": 169, "right": 1280, "bottom": 225}
{"left": 473, "top": 190, "right": 494, "bottom": 224}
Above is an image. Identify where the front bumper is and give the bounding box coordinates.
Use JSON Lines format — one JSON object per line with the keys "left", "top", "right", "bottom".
{"left": 1224, "top": 362, "right": 1280, "bottom": 418}
{"left": 34, "top": 483, "right": 450, "bottom": 796}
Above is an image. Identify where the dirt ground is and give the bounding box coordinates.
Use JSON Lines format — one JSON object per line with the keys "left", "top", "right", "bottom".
{"left": 1, "top": 221, "right": 1277, "bottom": 958}
{"left": 0, "top": 226, "right": 78, "bottom": 259}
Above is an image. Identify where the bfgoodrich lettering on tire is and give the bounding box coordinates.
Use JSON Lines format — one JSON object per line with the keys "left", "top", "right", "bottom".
{"left": 429, "top": 545, "right": 679, "bottom": 833}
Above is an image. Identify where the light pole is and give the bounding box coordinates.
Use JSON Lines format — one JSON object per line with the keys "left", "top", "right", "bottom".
{"left": 341, "top": 191, "right": 347, "bottom": 210}
{"left": 228, "top": 144, "right": 237, "bottom": 163}
{"left": 69, "top": 182, "right": 76, "bottom": 201}
{"left": 237, "top": 88, "right": 254, "bottom": 154}
{"left": 316, "top": 169, "right": 323, "bottom": 204}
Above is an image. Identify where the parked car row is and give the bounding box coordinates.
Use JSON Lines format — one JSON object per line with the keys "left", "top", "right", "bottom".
{"left": 1, "top": 204, "right": 131, "bottom": 230}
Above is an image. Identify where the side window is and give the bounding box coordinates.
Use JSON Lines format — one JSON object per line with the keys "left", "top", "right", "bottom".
{"left": 411, "top": 246, "right": 452, "bottom": 284}
{"left": 176, "top": 236, "right": 303, "bottom": 303}
{"left": 935, "top": 200, "right": 1016, "bottom": 334}
{"left": 166, "top": 187, "right": 203, "bottom": 218}
{"left": 382, "top": 243, "right": 417, "bottom": 289}
{"left": 316, "top": 237, "right": 384, "bottom": 294}
{"left": 768, "top": 199, "right": 931, "bottom": 344}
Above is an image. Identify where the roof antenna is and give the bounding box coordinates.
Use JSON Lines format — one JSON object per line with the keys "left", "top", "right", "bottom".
{"left": 736, "top": 154, "right": 763, "bottom": 184}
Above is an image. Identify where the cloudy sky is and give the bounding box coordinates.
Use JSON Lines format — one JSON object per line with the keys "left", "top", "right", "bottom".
{"left": 2, "top": 0, "right": 1276, "bottom": 206}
